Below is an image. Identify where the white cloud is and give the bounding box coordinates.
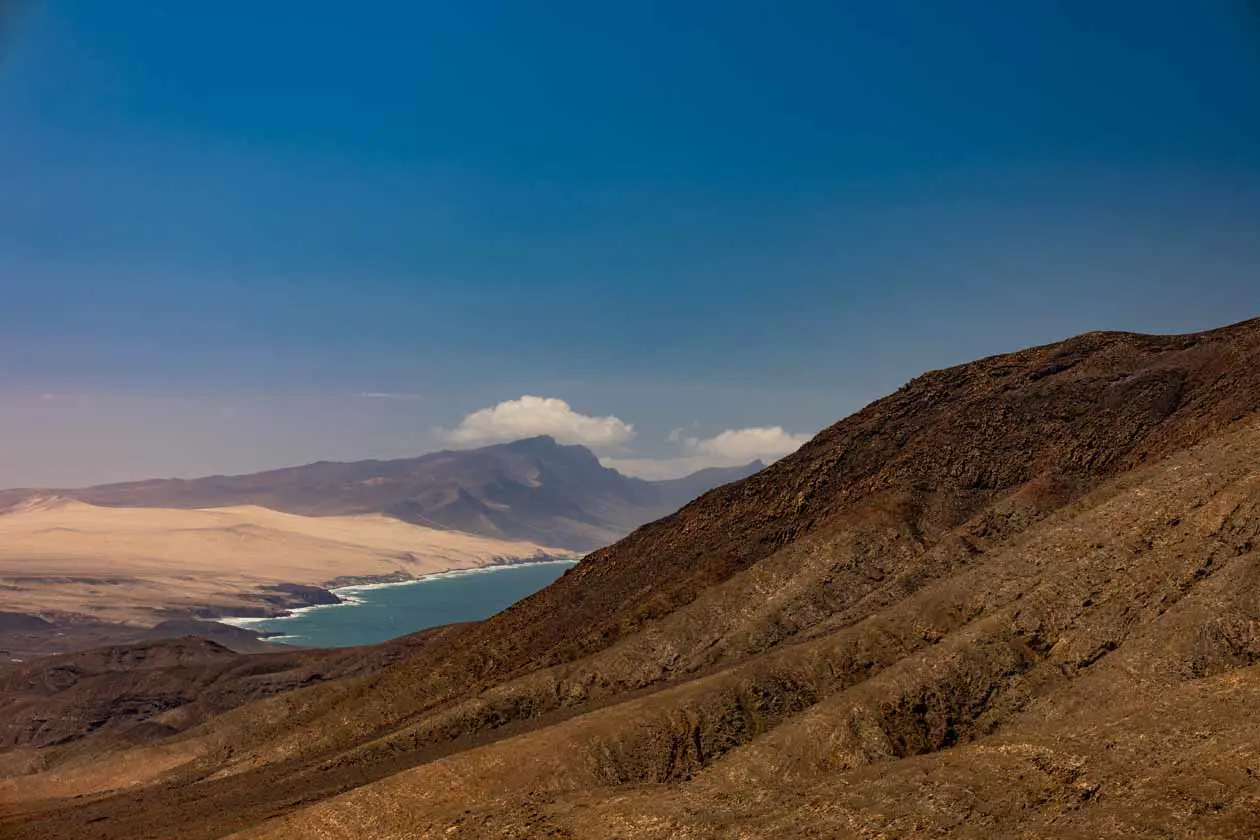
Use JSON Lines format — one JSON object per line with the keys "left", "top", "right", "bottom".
{"left": 38, "top": 392, "right": 92, "bottom": 401}
{"left": 602, "top": 425, "right": 812, "bottom": 479}
{"left": 444, "top": 395, "right": 636, "bottom": 450}
{"left": 683, "top": 426, "right": 811, "bottom": 461}
{"left": 357, "top": 392, "right": 423, "bottom": 401}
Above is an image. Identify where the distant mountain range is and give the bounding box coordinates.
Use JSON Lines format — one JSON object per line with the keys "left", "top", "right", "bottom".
{"left": 0, "top": 437, "right": 763, "bottom": 551}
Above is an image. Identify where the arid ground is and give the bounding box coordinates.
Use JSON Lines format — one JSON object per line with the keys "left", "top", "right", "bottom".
{"left": 0, "top": 496, "right": 570, "bottom": 625}
{"left": 2, "top": 319, "right": 1259, "bottom": 839}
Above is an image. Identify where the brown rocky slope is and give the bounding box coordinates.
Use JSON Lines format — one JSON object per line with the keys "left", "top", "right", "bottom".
{"left": 2, "top": 317, "right": 1260, "bottom": 839}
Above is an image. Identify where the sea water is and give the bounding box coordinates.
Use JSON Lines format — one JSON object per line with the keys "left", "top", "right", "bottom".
{"left": 219, "top": 560, "right": 577, "bottom": 648}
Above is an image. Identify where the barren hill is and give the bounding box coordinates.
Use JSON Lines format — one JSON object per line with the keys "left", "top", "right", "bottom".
{"left": 3, "top": 318, "right": 1260, "bottom": 839}
{"left": 0, "top": 498, "right": 570, "bottom": 626}
{"left": 0, "top": 438, "right": 763, "bottom": 552}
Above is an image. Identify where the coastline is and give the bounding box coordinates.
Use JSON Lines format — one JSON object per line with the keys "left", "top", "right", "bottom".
{"left": 215, "top": 556, "right": 579, "bottom": 631}
{"left": 0, "top": 500, "right": 578, "bottom": 633}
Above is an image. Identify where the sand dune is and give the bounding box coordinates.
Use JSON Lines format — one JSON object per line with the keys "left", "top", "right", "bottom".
{"left": 0, "top": 496, "right": 574, "bottom": 625}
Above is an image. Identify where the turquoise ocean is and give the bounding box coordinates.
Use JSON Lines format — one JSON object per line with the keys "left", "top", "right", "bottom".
{"left": 220, "top": 560, "right": 577, "bottom": 648}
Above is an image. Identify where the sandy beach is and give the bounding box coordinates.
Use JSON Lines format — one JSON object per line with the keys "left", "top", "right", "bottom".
{"left": 0, "top": 495, "right": 574, "bottom": 625}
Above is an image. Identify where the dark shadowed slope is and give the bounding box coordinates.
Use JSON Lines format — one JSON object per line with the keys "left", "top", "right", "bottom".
{"left": 3, "top": 318, "right": 1260, "bottom": 839}
{"left": 0, "top": 438, "right": 762, "bottom": 552}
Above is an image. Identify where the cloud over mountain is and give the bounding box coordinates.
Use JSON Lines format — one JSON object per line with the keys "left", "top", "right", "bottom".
{"left": 443, "top": 397, "right": 808, "bottom": 479}
{"left": 444, "top": 396, "right": 636, "bottom": 449}
{"left": 604, "top": 425, "right": 811, "bottom": 479}
{"left": 682, "top": 425, "right": 811, "bottom": 461}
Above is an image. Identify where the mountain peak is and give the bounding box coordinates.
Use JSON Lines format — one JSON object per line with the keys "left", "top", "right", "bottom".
{"left": 502, "top": 434, "right": 563, "bottom": 451}
{"left": 6, "top": 435, "right": 752, "bottom": 553}
{"left": 10, "top": 320, "right": 1260, "bottom": 837}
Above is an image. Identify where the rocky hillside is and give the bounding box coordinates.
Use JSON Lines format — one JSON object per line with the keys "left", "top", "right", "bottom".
{"left": 3, "top": 318, "right": 1259, "bottom": 839}
{"left": 0, "top": 438, "right": 763, "bottom": 552}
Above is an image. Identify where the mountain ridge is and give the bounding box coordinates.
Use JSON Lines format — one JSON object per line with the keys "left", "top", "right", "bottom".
{"left": 3, "top": 317, "right": 1260, "bottom": 838}
{"left": 0, "top": 437, "right": 765, "bottom": 552}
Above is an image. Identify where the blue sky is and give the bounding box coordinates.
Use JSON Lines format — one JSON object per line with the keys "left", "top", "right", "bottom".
{"left": 1, "top": 1, "right": 1258, "bottom": 485}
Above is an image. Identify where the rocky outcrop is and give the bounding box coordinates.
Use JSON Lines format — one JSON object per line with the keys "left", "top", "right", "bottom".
{"left": 4, "top": 318, "right": 1260, "bottom": 840}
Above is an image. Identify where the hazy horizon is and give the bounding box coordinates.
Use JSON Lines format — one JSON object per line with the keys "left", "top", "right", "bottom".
{"left": 0, "top": 407, "right": 780, "bottom": 488}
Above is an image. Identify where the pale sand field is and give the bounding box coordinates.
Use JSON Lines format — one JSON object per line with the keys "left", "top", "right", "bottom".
{"left": 0, "top": 496, "right": 574, "bottom": 625}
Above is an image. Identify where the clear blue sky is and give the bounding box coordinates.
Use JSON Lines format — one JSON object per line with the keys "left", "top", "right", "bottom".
{"left": 1, "top": 1, "right": 1258, "bottom": 485}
